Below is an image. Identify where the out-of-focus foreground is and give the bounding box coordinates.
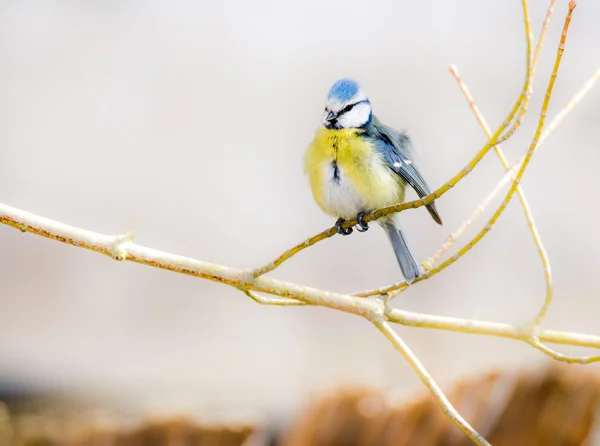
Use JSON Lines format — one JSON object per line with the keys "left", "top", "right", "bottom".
{"left": 1, "top": 363, "right": 599, "bottom": 445}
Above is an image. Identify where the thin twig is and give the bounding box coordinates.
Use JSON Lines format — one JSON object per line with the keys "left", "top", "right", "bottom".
{"left": 390, "top": 165, "right": 518, "bottom": 288}
{"left": 244, "top": 290, "right": 306, "bottom": 306}
{"left": 422, "top": 0, "right": 556, "bottom": 275}
{"left": 355, "top": 64, "right": 600, "bottom": 298}
{"left": 529, "top": 64, "right": 600, "bottom": 324}
{"left": 532, "top": 0, "right": 558, "bottom": 73}
{"left": 495, "top": 0, "right": 556, "bottom": 144}
{"left": 408, "top": 0, "right": 577, "bottom": 288}
{"left": 494, "top": 0, "right": 535, "bottom": 145}
{"left": 377, "top": 1, "right": 577, "bottom": 299}
{"left": 375, "top": 321, "right": 489, "bottom": 445}
{"left": 537, "top": 66, "right": 600, "bottom": 148}
{"left": 527, "top": 336, "right": 600, "bottom": 364}
{"left": 448, "top": 66, "right": 553, "bottom": 323}
{"left": 356, "top": 1, "right": 576, "bottom": 300}
{"left": 251, "top": 0, "right": 537, "bottom": 278}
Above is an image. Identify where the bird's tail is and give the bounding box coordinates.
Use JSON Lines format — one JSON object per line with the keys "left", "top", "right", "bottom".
{"left": 381, "top": 217, "right": 421, "bottom": 284}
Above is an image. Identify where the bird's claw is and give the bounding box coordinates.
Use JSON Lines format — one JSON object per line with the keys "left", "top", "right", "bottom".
{"left": 335, "top": 218, "right": 353, "bottom": 235}
{"left": 356, "top": 212, "right": 369, "bottom": 232}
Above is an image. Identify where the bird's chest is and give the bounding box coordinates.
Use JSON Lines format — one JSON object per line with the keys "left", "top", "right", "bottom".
{"left": 305, "top": 129, "right": 399, "bottom": 219}
{"left": 319, "top": 157, "right": 365, "bottom": 219}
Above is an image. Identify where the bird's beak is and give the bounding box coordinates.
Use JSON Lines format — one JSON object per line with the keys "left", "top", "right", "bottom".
{"left": 326, "top": 111, "right": 337, "bottom": 122}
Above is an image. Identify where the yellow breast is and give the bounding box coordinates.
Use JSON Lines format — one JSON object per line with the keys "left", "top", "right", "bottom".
{"left": 304, "top": 127, "right": 404, "bottom": 219}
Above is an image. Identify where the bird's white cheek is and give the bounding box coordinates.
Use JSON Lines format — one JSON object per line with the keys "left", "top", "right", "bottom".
{"left": 338, "top": 103, "right": 371, "bottom": 128}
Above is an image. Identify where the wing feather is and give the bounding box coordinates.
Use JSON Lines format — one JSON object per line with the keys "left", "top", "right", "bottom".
{"left": 367, "top": 117, "right": 443, "bottom": 225}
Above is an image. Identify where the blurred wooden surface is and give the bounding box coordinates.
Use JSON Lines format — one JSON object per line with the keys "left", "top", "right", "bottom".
{"left": 2, "top": 413, "right": 256, "bottom": 446}
{"left": 282, "top": 363, "right": 600, "bottom": 446}
{"left": 1, "top": 363, "right": 599, "bottom": 445}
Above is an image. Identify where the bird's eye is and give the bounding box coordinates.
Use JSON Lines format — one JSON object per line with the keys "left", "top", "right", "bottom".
{"left": 340, "top": 103, "right": 355, "bottom": 114}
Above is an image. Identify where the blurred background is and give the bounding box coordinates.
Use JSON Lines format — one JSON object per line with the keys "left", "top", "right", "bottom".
{"left": 1, "top": 0, "right": 600, "bottom": 443}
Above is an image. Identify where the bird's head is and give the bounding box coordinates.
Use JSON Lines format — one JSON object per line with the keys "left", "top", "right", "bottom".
{"left": 322, "top": 78, "right": 372, "bottom": 130}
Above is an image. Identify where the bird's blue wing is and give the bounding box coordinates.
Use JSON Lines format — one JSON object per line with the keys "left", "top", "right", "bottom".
{"left": 367, "top": 117, "right": 443, "bottom": 225}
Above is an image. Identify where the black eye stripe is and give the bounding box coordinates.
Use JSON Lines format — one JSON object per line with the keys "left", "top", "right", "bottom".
{"left": 340, "top": 103, "right": 355, "bottom": 114}
{"left": 338, "top": 99, "right": 367, "bottom": 116}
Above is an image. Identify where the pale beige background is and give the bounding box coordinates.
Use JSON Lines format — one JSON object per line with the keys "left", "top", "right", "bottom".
{"left": 1, "top": 0, "right": 599, "bottom": 422}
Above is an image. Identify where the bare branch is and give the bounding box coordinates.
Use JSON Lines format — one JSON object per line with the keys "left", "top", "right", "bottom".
{"left": 2, "top": 202, "right": 599, "bottom": 353}
{"left": 375, "top": 321, "right": 490, "bottom": 445}
{"left": 384, "top": 307, "right": 600, "bottom": 351}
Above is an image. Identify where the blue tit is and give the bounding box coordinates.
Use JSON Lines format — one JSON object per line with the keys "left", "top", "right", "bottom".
{"left": 304, "top": 79, "right": 442, "bottom": 283}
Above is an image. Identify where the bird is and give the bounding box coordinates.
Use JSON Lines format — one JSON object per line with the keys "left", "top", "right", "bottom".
{"left": 304, "top": 79, "right": 442, "bottom": 283}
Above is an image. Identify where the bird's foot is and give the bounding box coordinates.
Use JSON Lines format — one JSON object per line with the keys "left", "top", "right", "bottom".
{"left": 335, "top": 218, "right": 353, "bottom": 235}
{"left": 356, "top": 212, "right": 369, "bottom": 232}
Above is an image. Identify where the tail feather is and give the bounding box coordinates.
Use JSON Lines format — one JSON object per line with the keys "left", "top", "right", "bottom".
{"left": 382, "top": 220, "right": 421, "bottom": 284}
{"left": 426, "top": 201, "right": 443, "bottom": 226}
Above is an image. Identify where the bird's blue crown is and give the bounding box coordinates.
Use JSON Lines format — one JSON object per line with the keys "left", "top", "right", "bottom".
{"left": 327, "top": 78, "right": 361, "bottom": 102}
